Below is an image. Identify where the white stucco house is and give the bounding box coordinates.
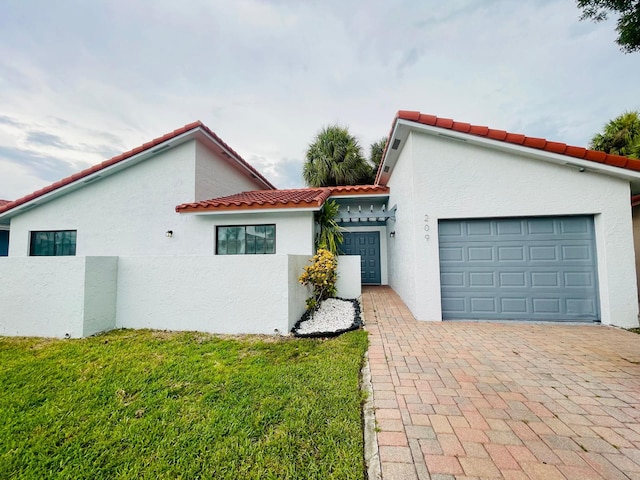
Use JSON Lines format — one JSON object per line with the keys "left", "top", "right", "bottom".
{"left": 1, "top": 111, "right": 639, "bottom": 338}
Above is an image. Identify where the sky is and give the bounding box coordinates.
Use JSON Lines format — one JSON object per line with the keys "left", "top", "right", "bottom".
{"left": 0, "top": 0, "right": 639, "bottom": 201}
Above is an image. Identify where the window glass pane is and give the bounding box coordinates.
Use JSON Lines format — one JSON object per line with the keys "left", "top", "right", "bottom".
{"left": 237, "top": 227, "right": 246, "bottom": 254}
{"left": 245, "top": 227, "right": 256, "bottom": 254}
{"left": 217, "top": 227, "right": 228, "bottom": 254}
{"left": 228, "top": 227, "right": 238, "bottom": 254}
{"left": 215, "top": 225, "right": 275, "bottom": 255}
{"left": 33, "top": 232, "right": 54, "bottom": 256}
{"left": 30, "top": 230, "right": 76, "bottom": 256}
{"left": 57, "top": 231, "right": 76, "bottom": 256}
{"left": 255, "top": 225, "right": 265, "bottom": 253}
{"left": 266, "top": 225, "right": 275, "bottom": 254}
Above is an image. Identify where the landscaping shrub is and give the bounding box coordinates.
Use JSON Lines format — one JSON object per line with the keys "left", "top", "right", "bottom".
{"left": 298, "top": 248, "right": 338, "bottom": 311}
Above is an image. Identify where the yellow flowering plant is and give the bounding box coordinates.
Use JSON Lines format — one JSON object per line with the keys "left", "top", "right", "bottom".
{"left": 298, "top": 248, "right": 338, "bottom": 311}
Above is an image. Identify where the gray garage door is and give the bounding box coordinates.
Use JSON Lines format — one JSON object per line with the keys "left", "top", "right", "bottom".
{"left": 439, "top": 216, "right": 599, "bottom": 322}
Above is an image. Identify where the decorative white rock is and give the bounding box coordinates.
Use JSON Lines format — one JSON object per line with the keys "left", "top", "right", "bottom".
{"left": 295, "top": 298, "right": 356, "bottom": 335}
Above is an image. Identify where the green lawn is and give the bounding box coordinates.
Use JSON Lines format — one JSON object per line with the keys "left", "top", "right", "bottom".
{"left": 0, "top": 329, "right": 368, "bottom": 479}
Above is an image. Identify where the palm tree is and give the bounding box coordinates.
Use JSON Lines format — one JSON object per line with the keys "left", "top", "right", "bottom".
{"left": 303, "top": 125, "right": 373, "bottom": 187}
{"left": 590, "top": 111, "right": 640, "bottom": 158}
{"left": 366, "top": 137, "right": 388, "bottom": 183}
{"left": 315, "top": 200, "right": 344, "bottom": 254}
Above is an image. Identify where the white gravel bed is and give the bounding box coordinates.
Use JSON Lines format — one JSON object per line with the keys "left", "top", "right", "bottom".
{"left": 295, "top": 298, "right": 356, "bottom": 335}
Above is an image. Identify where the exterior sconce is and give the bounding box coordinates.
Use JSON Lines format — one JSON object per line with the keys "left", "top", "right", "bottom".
{"left": 390, "top": 231, "right": 396, "bottom": 238}
{"left": 166, "top": 230, "right": 173, "bottom": 238}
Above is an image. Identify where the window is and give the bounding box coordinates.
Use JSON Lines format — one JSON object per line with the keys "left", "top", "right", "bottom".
{"left": 30, "top": 230, "right": 77, "bottom": 256}
{"left": 216, "top": 225, "right": 275, "bottom": 255}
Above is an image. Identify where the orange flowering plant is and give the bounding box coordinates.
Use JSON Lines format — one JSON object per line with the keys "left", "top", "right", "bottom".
{"left": 298, "top": 248, "right": 338, "bottom": 311}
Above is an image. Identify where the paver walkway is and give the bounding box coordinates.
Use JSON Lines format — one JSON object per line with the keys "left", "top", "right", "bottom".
{"left": 362, "top": 286, "right": 640, "bottom": 480}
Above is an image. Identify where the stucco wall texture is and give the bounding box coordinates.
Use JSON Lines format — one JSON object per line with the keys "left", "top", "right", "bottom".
{"left": 0, "top": 254, "right": 364, "bottom": 338}
{"left": 387, "top": 130, "right": 639, "bottom": 328}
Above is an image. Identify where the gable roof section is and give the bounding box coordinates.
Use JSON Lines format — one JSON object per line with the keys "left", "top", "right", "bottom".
{"left": 0, "top": 121, "right": 275, "bottom": 217}
{"left": 376, "top": 110, "right": 640, "bottom": 186}
{"left": 0, "top": 200, "right": 9, "bottom": 207}
{"left": 176, "top": 185, "right": 389, "bottom": 213}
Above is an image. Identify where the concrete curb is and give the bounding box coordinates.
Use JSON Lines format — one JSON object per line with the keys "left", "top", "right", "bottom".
{"left": 361, "top": 350, "right": 382, "bottom": 480}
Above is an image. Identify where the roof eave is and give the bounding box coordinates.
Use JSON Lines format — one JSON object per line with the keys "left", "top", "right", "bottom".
{"left": 0, "top": 128, "right": 200, "bottom": 221}
{"left": 378, "top": 119, "right": 640, "bottom": 189}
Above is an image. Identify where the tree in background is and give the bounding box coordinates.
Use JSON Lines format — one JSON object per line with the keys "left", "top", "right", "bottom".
{"left": 367, "top": 137, "right": 388, "bottom": 183}
{"left": 577, "top": 0, "right": 640, "bottom": 53}
{"left": 590, "top": 111, "right": 640, "bottom": 158}
{"left": 303, "top": 125, "right": 373, "bottom": 187}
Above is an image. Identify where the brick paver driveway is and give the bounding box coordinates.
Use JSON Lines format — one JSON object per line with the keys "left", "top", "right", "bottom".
{"left": 363, "top": 286, "right": 640, "bottom": 480}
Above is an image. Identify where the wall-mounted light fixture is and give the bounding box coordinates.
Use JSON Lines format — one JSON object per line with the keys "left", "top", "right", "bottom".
{"left": 166, "top": 230, "right": 173, "bottom": 238}
{"left": 390, "top": 231, "right": 396, "bottom": 238}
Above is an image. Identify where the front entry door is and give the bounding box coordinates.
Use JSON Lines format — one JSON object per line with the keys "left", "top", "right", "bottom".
{"left": 341, "top": 232, "right": 381, "bottom": 284}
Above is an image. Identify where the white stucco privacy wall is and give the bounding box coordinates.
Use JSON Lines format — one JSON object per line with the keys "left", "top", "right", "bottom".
{"left": 336, "top": 255, "right": 362, "bottom": 299}
{"left": 387, "top": 130, "right": 639, "bottom": 327}
{"left": 115, "top": 255, "right": 309, "bottom": 334}
{"left": 0, "top": 253, "right": 360, "bottom": 338}
{"left": 0, "top": 256, "right": 117, "bottom": 338}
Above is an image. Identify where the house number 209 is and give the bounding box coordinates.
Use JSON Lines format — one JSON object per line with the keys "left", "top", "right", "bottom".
{"left": 424, "top": 215, "right": 430, "bottom": 241}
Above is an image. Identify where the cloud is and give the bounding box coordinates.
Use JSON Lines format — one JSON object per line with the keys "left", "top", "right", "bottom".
{"left": 0, "top": 0, "right": 639, "bottom": 202}
{"left": 247, "top": 154, "right": 305, "bottom": 189}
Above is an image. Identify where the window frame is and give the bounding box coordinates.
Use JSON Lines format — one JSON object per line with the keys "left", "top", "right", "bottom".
{"left": 29, "top": 230, "right": 77, "bottom": 256}
{"left": 215, "top": 224, "right": 276, "bottom": 255}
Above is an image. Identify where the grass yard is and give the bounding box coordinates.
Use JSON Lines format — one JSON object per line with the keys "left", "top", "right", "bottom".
{"left": 0, "top": 329, "right": 368, "bottom": 479}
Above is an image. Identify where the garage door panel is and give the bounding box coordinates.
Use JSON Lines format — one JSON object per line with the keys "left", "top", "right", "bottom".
{"left": 469, "top": 272, "right": 494, "bottom": 286}
{"left": 442, "top": 297, "right": 465, "bottom": 313}
{"left": 499, "top": 272, "right": 526, "bottom": 287}
{"left": 497, "top": 246, "right": 525, "bottom": 261}
{"left": 439, "top": 216, "right": 599, "bottom": 322}
{"left": 501, "top": 298, "right": 528, "bottom": 313}
{"left": 531, "top": 272, "right": 559, "bottom": 287}
{"left": 467, "top": 222, "right": 492, "bottom": 236}
{"left": 567, "top": 298, "right": 597, "bottom": 315}
{"left": 441, "top": 272, "right": 464, "bottom": 286}
{"left": 561, "top": 245, "right": 592, "bottom": 261}
{"left": 528, "top": 219, "right": 556, "bottom": 234}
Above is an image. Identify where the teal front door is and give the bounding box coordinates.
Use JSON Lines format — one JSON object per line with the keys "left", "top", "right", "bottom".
{"left": 341, "top": 232, "right": 381, "bottom": 284}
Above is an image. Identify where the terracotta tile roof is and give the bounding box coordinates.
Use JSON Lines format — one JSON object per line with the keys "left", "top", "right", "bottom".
{"left": 0, "top": 121, "right": 275, "bottom": 216}
{"left": 326, "top": 185, "right": 389, "bottom": 196}
{"left": 177, "top": 188, "right": 332, "bottom": 212}
{"left": 176, "top": 185, "right": 390, "bottom": 213}
{"left": 0, "top": 200, "right": 9, "bottom": 207}
{"left": 376, "top": 110, "right": 640, "bottom": 184}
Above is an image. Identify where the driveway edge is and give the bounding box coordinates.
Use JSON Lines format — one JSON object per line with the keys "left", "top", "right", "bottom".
{"left": 361, "top": 351, "right": 382, "bottom": 480}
